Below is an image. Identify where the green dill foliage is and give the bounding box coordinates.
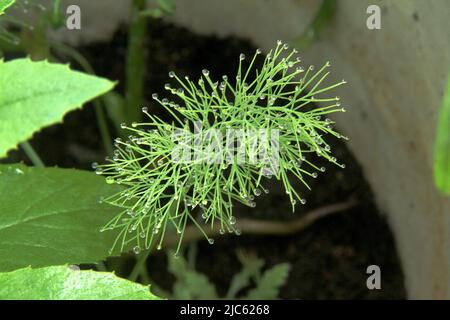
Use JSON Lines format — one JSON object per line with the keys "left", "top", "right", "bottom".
{"left": 95, "top": 41, "right": 347, "bottom": 254}
{"left": 0, "top": 0, "right": 15, "bottom": 16}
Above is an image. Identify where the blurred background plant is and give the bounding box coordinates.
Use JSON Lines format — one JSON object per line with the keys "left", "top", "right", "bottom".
{"left": 434, "top": 71, "right": 450, "bottom": 195}
{"left": 150, "top": 249, "right": 291, "bottom": 300}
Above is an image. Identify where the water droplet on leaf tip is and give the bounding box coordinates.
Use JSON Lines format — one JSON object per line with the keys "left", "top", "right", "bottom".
{"left": 105, "top": 177, "right": 115, "bottom": 184}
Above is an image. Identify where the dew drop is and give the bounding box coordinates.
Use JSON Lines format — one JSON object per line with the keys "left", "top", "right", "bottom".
{"left": 168, "top": 71, "right": 175, "bottom": 78}
{"left": 133, "top": 246, "right": 141, "bottom": 254}
{"left": 208, "top": 238, "right": 214, "bottom": 245}
{"left": 105, "top": 177, "right": 115, "bottom": 184}
{"left": 202, "top": 69, "right": 210, "bottom": 77}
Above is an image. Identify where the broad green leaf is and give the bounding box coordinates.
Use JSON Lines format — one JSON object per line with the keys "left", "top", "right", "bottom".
{"left": 244, "top": 263, "right": 291, "bottom": 300}
{"left": 0, "top": 0, "right": 15, "bottom": 15}
{"left": 0, "top": 58, "right": 115, "bottom": 157}
{"left": 434, "top": 74, "right": 450, "bottom": 195}
{"left": 0, "top": 164, "right": 123, "bottom": 272}
{"left": 0, "top": 266, "right": 161, "bottom": 300}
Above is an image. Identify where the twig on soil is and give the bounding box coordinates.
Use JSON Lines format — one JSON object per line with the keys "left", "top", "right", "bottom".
{"left": 161, "top": 196, "right": 358, "bottom": 249}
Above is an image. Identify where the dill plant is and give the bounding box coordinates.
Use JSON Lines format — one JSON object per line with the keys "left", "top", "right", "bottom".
{"left": 95, "top": 41, "right": 348, "bottom": 255}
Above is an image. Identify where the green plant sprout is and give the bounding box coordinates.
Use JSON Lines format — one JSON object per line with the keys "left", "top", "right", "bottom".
{"left": 162, "top": 250, "right": 290, "bottom": 299}
{"left": 95, "top": 41, "right": 348, "bottom": 255}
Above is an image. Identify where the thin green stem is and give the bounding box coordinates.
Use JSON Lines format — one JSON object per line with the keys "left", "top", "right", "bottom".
{"left": 139, "top": 267, "right": 151, "bottom": 284}
{"left": 51, "top": 42, "right": 114, "bottom": 156}
{"left": 93, "top": 101, "right": 114, "bottom": 156}
{"left": 96, "top": 261, "right": 108, "bottom": 272}
{"left": 21, "top": 142, "right": 45, "bottom": 167}
{"left": 128, "top": 249, "right": 151, "bottom": 282}
{"left": 125, "top": 0, "right": 148, "bottom": 124}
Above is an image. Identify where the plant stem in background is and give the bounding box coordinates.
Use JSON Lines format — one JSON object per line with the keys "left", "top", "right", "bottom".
{"left": 434, "top": 72, "right": 450, "bottom": 195}
{"left": 125, "top": 0, "right": 148, "bottom": 124}
{"left": 291, "top": 0, "right": 336, "bottom": 49}
{"left": 96, "top": 261, "right": 108, "bottom": 272}
{"left": 52, "top": 42, "right": 114, "bottom": 156}
{"left": 20, "top": 142, "right": 44, "bottom": 167}
{"left": 159, "top": 197, "right": 357, "bottom": 249}
{"left": 128, "top": 249, "right": 151, "bottom": 282}
{"left": 21, "top": 13, "right": 50, "bottom": 61}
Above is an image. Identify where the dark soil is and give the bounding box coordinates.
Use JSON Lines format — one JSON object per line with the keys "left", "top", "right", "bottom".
{"left": 4, "top": 20, "right": 406, "bottom": 299}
